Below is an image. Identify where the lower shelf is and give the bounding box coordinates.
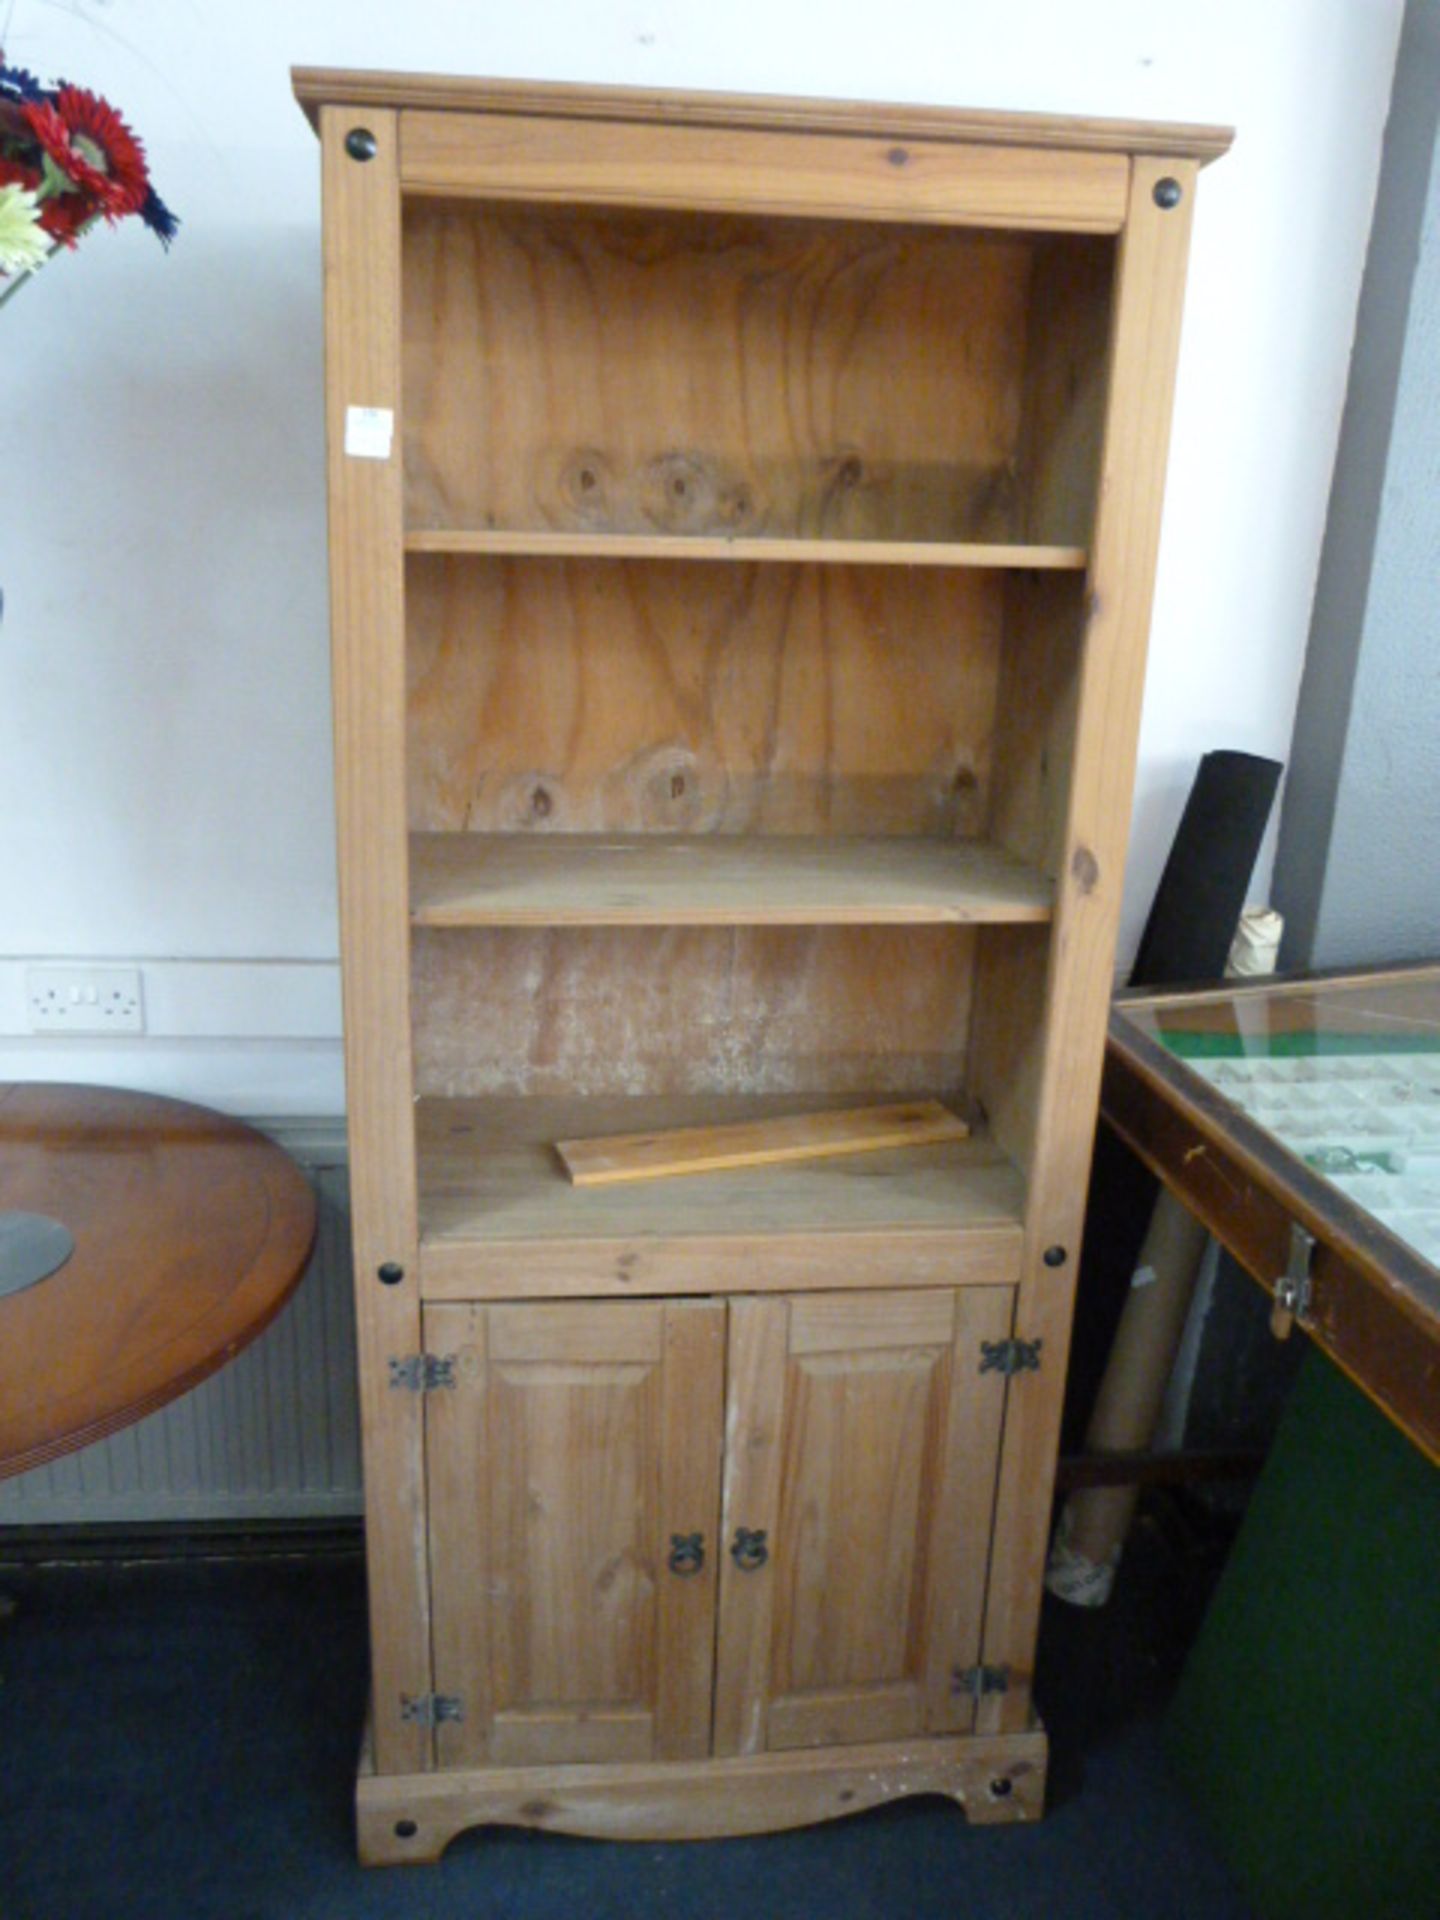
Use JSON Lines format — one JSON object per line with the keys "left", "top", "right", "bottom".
{"left": 416, "top": 1093, "right": 1027, "bottom": 1295}
{"left": 357, "top": 1727, "right": 1048, "bottom": 1863}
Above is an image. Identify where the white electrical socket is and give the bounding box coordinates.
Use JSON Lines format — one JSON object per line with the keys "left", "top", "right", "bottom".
{"left": 26, "top": 965, "right": 145, "bottom": 1035}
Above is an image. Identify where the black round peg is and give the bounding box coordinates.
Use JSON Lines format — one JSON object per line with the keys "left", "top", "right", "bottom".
{"left": 1043, "top": 1245, "right": 1068, "bottom": 1268}
{"left": 346, "top": 127, "right": 378, "bottom": 162}
{"left": 377, "top": 1261, "right": 405, "bottom": 1287}
{"left": 394, "top": 1819, "right": 418, "bottom": 1839}
{"left": 1153, "top": 176, "right": 1183, "bottom": 209}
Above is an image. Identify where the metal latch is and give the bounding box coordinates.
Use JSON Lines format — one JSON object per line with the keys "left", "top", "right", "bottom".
{"left": 952, "top": 1664, "right": 1011, "bottom": 1698}
{"left": 1270, "top": 1223, "right": 1316, "bottom": 1341}
{"left": 388, "top": 1354, "right": 457, "bottom": 1391}
{"left": 400, "top": 1693, "right": 463, "bottom": 1727}
{"left": 979, "top": 1338, "right": 1043, "bottom": 1377}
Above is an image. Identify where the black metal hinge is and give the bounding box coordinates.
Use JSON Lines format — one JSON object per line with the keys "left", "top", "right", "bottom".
{"left": 400, "top": 1693, "right": 463, "bottom": 1728}
{"left": 979, "top": 1338, "right": 1043, "bottom": 1377}
{"left": 952, "top": 1664, "right": 1011, "bottom": 1698}
{"left": 388, "top": 1354, "right": 457, "bottom": 1392}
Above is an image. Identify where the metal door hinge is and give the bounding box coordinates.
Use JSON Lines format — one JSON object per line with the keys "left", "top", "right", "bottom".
{"left": 400, "top": 1692, "right": 463, "bottom": 1727}
{"left": 980, "top": 1338, "right": 1043, "bottom": 1377}
{"left": 1270, "top": 1223, "right": 1316, "bottom": 1341}
{"left": 388, "top": 1354, "right": 457, "bottom": 1391}
{"left": 952, "top": 1664, "right": 1011, "bottom": 1698}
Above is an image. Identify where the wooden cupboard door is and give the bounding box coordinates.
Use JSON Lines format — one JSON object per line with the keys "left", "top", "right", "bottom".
{"left": 425, "top": 1298, "right": 724, "bottom": 1769}
{"left": 713, "top": 1288, "right": 1013, "bottom": 1755}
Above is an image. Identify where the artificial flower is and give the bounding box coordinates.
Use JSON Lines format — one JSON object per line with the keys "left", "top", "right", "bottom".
{"left": 139, "top": 183, "right": 179, "bottom": 247}
{"left": 21, "top": 86, "right": 149, "bottom": 216}
{"left": 34, "top": 184, "right": 95, "bottom": 247}
{"left": 0, "top": 180, "right": 45, "bottom": 272}
{"left": 0, "top": 153, "right": 40, "bottom": 191}
{"left": 0, "top": 47, "right": 175, "bottom": 302}
{"left": 0, "top": 56, "right": 45, "bottom": 104}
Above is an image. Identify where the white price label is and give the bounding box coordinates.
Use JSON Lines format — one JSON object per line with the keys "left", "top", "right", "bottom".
{"left": 344, "top": 405, "right": 394, "bottom": 459}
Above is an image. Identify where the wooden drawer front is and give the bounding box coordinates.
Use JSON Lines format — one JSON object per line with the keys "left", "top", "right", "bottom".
{"left": 425, "top": 1298, "right": 724, "bottom": 1769}
{"left": 714, "top": 1287, "right": 1013, "bottom": 1755}
{"left": 400, "top": 111, "right": 1128, "bottom": 232}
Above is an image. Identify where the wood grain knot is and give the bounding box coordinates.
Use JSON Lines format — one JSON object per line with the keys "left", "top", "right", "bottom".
{"left": 494, "top": 771, "right": 569, "bottom": 830}
{"left": 631, "top": 745, "right": 712, "bottom": 829}
{"left": 558, "top": 448, "right": 616, "bottom": 524}
{"left": 1070, "top": 845, "right": 1100, "bottom": 894}
{"left": 887, "top": 146, "right": 910, "bottom": 167}
{"left": 641, "top": 451, "right": 758, "bottom": 535}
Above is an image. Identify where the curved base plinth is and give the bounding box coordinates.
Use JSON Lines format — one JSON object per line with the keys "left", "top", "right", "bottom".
{"left": 357, "top": 1727, "right": 1048, "bottom": 1865}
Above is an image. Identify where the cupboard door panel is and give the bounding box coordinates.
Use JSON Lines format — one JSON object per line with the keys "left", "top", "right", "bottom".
{"left": 427, "top": 1298, "right": 724, "bottom": 1768}
{"left": 772, "top": 1341, "right": 942, "bottom": 1700}
{"left": 714, "top": 1287, "right": 1012, "bottom": 1755}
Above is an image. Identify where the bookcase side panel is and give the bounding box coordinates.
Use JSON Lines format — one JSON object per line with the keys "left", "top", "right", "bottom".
{"left": 319, "top": 104, "right": 431, "bottom": 1776}
{"left": 977, "top": 157, "right": 1201, "bottom": 1733}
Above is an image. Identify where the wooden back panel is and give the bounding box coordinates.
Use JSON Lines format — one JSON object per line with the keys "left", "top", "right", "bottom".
{"left": 410, "top": 924, "right": 977, "bottom": 1100}
{"left": 406, "top": 557, "right": 1002, "bottom": 837}
{"left": 402, "top": 203, "right": 1110, "bottom": 547}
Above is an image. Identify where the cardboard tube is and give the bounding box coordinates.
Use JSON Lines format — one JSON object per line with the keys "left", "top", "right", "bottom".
{"left": 1063, "top": 1194, "right": 1211, "bottom": 1565}
{"left": 1047, "top": 903, "right": 1284, "bottom": 1607}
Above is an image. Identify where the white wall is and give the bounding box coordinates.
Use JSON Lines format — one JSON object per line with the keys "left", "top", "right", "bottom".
{"left": 0, "top": 0, "right": 1404, "bottom": 1116}
{"left": 1275, "top": 0, "right": 1440, "bottom": 971}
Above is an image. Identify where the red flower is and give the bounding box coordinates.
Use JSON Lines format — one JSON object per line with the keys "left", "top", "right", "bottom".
{"left": 0, "top": 153, "right": 41, "bottom": 192}
{"left": 1, "top": 147, "right": 81, "bottom": 245}
{"left": 21, "top": 85, "right": 149, "bottom": 217}
{"left": 36, "top": 188, "right": 95, "bottom": 247}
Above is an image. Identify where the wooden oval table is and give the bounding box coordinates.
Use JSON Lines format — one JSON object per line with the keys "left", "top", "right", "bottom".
{"left": 0, "top": 1083, "right": 317, "bottom": 1480}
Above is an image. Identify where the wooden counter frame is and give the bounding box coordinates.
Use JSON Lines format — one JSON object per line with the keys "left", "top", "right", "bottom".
{"left": 1103, "top": 964, "right": 1440, "bottom": 1465}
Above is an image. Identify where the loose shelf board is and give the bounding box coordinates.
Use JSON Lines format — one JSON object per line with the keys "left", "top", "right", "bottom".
{"left": 556, "top": 1098, "right": 970, "bottom": 1187}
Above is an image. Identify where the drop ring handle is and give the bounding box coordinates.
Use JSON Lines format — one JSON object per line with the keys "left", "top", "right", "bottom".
{"left": 730, "top": 1526, "right": 769, "bottom": 1571}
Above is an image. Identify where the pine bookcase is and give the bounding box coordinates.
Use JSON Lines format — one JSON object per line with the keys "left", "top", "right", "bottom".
{"left": 294, "top": 67, "right": 1230, "bottom": 1865}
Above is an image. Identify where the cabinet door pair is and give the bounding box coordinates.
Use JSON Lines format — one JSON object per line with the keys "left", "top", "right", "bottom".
{"left": 426, "top": 1288, "right": 1014, "bottom": 1770}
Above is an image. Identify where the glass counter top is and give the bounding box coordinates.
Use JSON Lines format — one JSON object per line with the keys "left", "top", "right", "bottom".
{"left": 1118, "top": 965, "right": 1440, "bottom": 1275}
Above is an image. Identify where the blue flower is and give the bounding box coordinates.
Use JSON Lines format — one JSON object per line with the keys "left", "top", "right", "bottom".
{"left": 139, "top": 184, "right": 179, "bottom": 246}
{"left": 0, "top": 55, "right": 48, "bottom": 104}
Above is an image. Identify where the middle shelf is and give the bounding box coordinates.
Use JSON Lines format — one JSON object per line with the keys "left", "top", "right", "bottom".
{"left": 416, "top": 1093, "right": 1027, "bottom": 1296}
{"left": 404, "top": 529, "right": 1090, "bottom": 570}
{"left": 409, "top": 832, "right": 1055, "bottom": 928}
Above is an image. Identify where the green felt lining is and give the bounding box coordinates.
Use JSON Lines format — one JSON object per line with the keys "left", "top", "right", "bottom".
{"left": 1159, "top": 1028, "right": 1440, "bottom": 1060}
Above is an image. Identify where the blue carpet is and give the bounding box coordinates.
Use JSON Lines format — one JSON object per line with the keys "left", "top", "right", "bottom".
{"left": 0, "top": 1545, "right": 1253, "bottom": 1919}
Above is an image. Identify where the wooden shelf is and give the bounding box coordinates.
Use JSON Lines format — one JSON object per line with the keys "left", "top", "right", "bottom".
{"left": 409, "top": 833, "right": 1055, "bottom": 928}
{"left": 404, "top": 529, "right": 1089, "bottom": 570}
{"left": 415, "top": 1093, "right": 1026, "bottom": 1295}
